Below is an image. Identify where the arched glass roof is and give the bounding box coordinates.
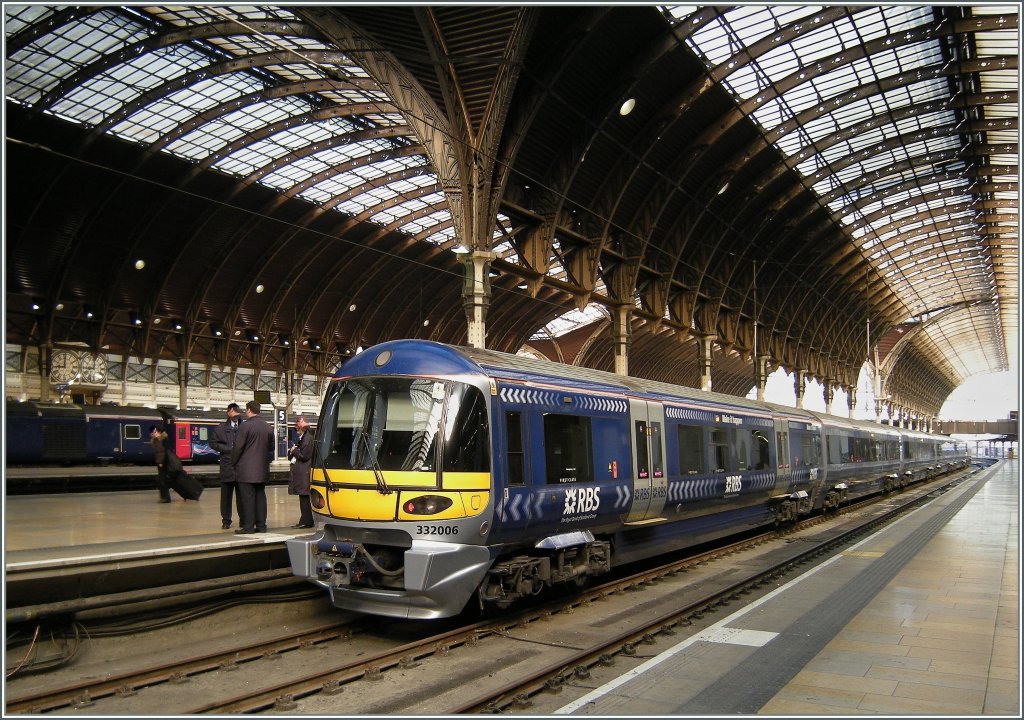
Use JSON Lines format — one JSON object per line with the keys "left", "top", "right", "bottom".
{"left": 664, "top": 3, "right": 1018, "bottom": 385}
{"left": 4, "top": 4, "right": 457, "bottom": 244}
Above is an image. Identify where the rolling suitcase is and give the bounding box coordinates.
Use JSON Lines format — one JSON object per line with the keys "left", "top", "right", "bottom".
{"left": 167, "top": 469, "right": 204, "bottom": 500}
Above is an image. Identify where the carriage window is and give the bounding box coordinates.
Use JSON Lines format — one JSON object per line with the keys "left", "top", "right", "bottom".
{"left": 710, "top": 429, "right": 729, "bottom": 472}
{"left": 753, "top": 430, "right": 771, "bottom": 469}
{"left": 776, "top": 431, "right": 789, "bottom": 467}
{"left": 635, "top": 421, "right": 650, "bottom": 479}
{"left": 198, "top": 427, "right": 209, "bottom": 441}
{"left": 124, "top": 424, "right": 141, "bottom": 440}
{"left": 505, "top": 412, "right": 525, "bottom": 486}
{"left": 798, "top": 431, "right": 820, "bottom": 466}
{"left": 650, "top": 422, "right": 663, "bottom": 478}
{"left": 677, "top": 424, "right": 704, "bottom": 474}
{"left": 543, "top": 414, "right": 593, "bottom": 484}
{"left": 733, "top": 429, "right": 751, "bottom": 471}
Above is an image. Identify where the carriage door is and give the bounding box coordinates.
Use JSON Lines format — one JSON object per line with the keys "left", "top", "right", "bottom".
{"left": 626, "top": 399, "right": 668, "bottom": 523}
{"left": 491, "top": 403, "right": 535, "bottom": 542}
{"left": 772, "top": 418, "right": 792, "bottom": 493}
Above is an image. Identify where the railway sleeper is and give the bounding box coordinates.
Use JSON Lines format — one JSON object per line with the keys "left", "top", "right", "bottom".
{"left": 479, "top": 541, "right": 612, "bottom": 609}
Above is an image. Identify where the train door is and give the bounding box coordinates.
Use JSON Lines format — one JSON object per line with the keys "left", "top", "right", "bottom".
{"left": 490, "top": 403, "right": 535, "bottom": 542}
{"left": 625, "top": 399, "right": 667, "bottom": 523}
{"left": 772, "top": 418, "right": 791, "bottom": 492}
{"left": 174, "top": 422, "right": 191, "bottom": 460}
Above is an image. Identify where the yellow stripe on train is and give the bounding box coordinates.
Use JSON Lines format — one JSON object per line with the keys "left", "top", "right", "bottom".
{"left": 310, "top": 469, "right": 491, "bottom": 521}
{"left": 311, "top": 468, "right": 490, "bottom": 490}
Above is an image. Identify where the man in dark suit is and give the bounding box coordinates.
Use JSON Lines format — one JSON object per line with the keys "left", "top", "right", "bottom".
{"left": 209, "top": 402, "right": 242, "bottom": 530}
{"left": 230, "top": 400, "right": 275, "bottom": 534}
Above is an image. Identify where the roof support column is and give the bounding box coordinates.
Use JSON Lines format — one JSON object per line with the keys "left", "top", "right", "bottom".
{"left": 754, "top": 354, "right": 769, "bottom": 401}
{"left": 875, "top": 398, "right": 887, "bottom": 424}
{"left": 823, "top": 380, "right": 836, "bottom": 416}
{"left": 846, "top": 385, "right": 857, "bottom": 419}
{"left": 178, "top": 358, "right": 188, "bottom": 410}
{"left": 697, "top": 335, "right": 715, "bottom": 392}
{"left": 38, "top": 344, "right": 51, "bottom": 403}
{"left": 461, "top": 250, "right": 496, "bottom": 349}
{"left": 793, "top": 369, "right": 806, "bottom": 409}
{"left": 611, "top": 305, "right": 631, "bottom": 376}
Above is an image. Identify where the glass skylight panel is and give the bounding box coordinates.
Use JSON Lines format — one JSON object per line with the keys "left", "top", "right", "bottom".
{"left": 424, "top": 226, "right": 456, "bottom": 246}
{"left": 4, "top": 4, "right": 55, "bottom": 36}
{"left": 400, "top": 209, "right": 450, "bottom": 236}
{"left": 6, "top": 8, "right": 149, "bottom": 106}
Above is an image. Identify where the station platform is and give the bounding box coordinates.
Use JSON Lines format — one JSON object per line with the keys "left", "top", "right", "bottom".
{"left": 4, "top": 480, "right": 309, "bottom": 566}
{"left": 3, "top": 461, "right": 1018, "bottom": 716}
{"left": 556, "top": 459, "right": 1019, "bottom": 716}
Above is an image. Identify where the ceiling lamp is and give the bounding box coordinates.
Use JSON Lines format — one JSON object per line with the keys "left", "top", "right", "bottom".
{"left": 619, "top": 98, "right": 636, "bottom": 116}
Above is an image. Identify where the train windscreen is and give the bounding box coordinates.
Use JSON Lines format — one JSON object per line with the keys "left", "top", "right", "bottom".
{"left": 316, "top": 377, "right": 489, "bottom": 475}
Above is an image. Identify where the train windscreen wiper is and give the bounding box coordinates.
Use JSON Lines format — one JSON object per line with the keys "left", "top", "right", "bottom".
{"left": 360, "top": 430, "right": 392, "bottom": 495}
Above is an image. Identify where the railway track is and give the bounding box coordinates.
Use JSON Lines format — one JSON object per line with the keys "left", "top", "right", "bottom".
{"left": 4, "top": 468, "right": 974, "bottom": 715}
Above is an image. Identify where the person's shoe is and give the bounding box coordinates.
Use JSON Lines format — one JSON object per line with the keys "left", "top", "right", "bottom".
{"left": 221, "top": 520, "right": 232, "bottom": 530}
{"left": 255, "top": 528, "right": 267, "bottom": 533}
{"left": 234, "top": 528, "right": 255, "bottom": 535}
{"left": 291, "top": 523, "right": 314, "bottom": 529}
{"left": 159, "top": 498, "right": 171, "bottom": 503}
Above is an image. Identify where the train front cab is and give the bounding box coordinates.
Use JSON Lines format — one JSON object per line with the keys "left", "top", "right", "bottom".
{"left": 286, "top": 352, "right": 499, "bottom": 619}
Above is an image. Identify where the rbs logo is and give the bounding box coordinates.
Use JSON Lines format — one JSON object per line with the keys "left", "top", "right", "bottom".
{"left": 564, "top": 486, "right": 600, "bottom": 514}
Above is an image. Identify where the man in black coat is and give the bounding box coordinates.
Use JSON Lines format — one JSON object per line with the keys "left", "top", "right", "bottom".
{"left": 208, "top": 402, "right": 242, "bottom": 530}
{"left": 230, "top": 400, "right": 276, "bottom": 534}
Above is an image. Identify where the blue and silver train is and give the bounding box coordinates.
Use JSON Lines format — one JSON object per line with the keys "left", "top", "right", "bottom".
{"left": 286, "top": 340, "right": 969, "bottom": 619}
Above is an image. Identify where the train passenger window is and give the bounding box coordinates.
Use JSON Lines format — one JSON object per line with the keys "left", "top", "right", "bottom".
{"left": 442, "top": 383, "right": 490, "bottom": 472}
{"left": 505, "top": 412, "right": 525, "bottom": 486}
{"left": 753, "top": 430, "right": 771, "bottom": 469}
{"left": 198, "top": 427, "right": 209, "bottom": 441}
{"left": 650, "top": 422, "right": 663, "bottom": 478}
{"left": 676, "top": 424, "right": 704, "bottom": 474}
{"left": 124, "top": 424, "right": 141, "bottom": 440}
{"left": 733, "top": 429, "right": 750, "bottom": 471}
{"left": 635, "top": 421, "right": 650, "bottom": 478}
{"left": 710, "top": 429, "right": 728, "bottom": 473}
{"left": 798, "top": 431, "right": 820, "bottom": 466}
{"left": 543, "top": 414, "right": 593, "bottom": 484}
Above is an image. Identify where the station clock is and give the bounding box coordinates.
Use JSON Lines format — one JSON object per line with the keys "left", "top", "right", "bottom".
{"left": 79, "top": 353, "right": 107, "bottom": 385}
{"left": 49, "top": 349, "right": 81, "bottom": 384}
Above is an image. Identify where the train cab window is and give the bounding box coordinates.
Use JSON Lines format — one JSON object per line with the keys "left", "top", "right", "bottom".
{"left": 442, "top": 383, "right": 490, "bottom": 472}
{"left": 543, "top": 414, "right": 593, "bottom": 484}
{"left": 753, "top": 430, "right": 771, "bottom": 469}
{"left": 677, "top": 424, "right": 704, "bottom": 474}
{"left": 505, "top": 412, "right": 525, "bottom": 486}
{"left": 710, "top": 429, "right": 729, "bottom": 473}
{"left": 178, "top": 426, "right": 187, "bottom": 441}
{"left": 124, "top": 424, "right": 141, "bottom": 440}
{"left": 635, "top": 421, "right": 650, "bottom": 478}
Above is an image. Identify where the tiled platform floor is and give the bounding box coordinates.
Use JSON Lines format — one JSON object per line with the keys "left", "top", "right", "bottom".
{"left": 760, "top": 460, "right": 1019, "bottom": 716}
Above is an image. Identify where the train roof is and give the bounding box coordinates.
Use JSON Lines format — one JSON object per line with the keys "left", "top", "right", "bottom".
{"left": 340, "top": 341, "right": 947, "bottom": 439}
{"left": 344, "top": 340, "right": 783, "bottom": 417}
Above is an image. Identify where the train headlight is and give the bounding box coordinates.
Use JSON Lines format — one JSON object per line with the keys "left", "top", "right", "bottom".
{"left": 311, "top": 489, "right": 325, "bottom": 509}
{"left": 402, "top": 495, "right": 453, "bottom": 515}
